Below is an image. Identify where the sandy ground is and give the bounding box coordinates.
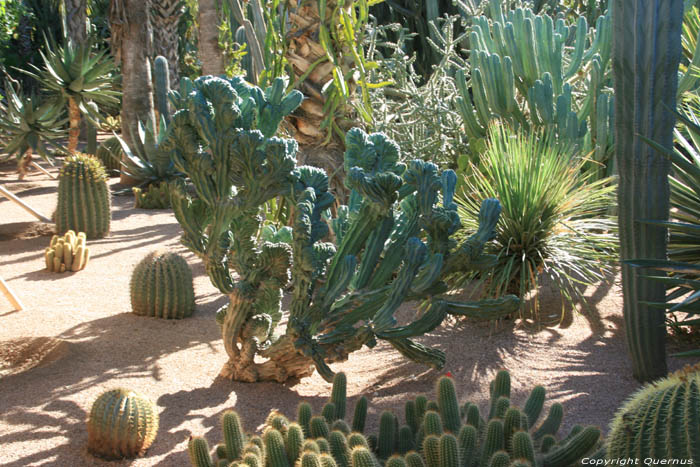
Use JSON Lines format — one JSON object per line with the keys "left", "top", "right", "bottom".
{"left": 0, "top": 159, "right": 692, "bottom": 466}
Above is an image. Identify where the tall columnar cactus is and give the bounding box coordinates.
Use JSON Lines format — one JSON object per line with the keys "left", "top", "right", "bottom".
{"left": 163, "top": 75, "right": 520, "bottom": 383}
{"left": 612, "top": 0, "right": 684, "bottom": 381}
{"left": 87, "top": 388, "right": 159, "bottom": 459}
{"left": 154, "top": 55, "right": 171, "bottom": 123}
{"left": 45, "top": 231, "right": 89, "bottom": 273}
{"left": 55, "top": 153, "right": 111, "bottom": 239}
{"left": 130, "top": 251, "right": 195, "bottom": 319}
{"left": 607, "top": 365, "right": 700, "bottom": 462}
{"left": 188, "top": 371, "right": 602, "bottom": 467}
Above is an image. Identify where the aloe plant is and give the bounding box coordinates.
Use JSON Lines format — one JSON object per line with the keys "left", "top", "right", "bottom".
{"left": 19, "top": 38, "right": 120, "bottom": 152}
{"left": 0, "top": 80, "right": 67, "bottom": 178}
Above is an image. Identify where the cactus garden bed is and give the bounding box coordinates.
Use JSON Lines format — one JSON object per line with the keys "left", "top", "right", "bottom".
{"left": 0, "top": 160, "right": 691, "bottom": 466}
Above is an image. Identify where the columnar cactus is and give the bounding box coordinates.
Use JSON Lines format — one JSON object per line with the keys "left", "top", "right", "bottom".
{"left": 187, "top": 371, "right": 601, "bottom": 467}
{"left": 154, "top": 55, "right": 171, "bottom": 123}
{"left": 44, "top": 230, "right": 89, "bottom": 272}
{"left": 163, "top": 74, "right": 519, "bottom": 383}
{"left": 607, "top": 365, "right": 700, "bottom": 462}
{"left": 87, "top": 388, "right": 159, "bottom": 459}
{"left": 612, "top": 0, "right": 684, "bottom": 381}
{"left": 55, "top": 153, "right": 111, "bottom": 239}
{"left": 130, "top": 251, "right": 195, "bottom": 319}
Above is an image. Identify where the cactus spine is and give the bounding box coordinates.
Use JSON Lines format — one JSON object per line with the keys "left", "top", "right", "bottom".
{"left": 87, "top": 388, "right": 159, "bottom": 459}
{"left": 607, "top": 366, "right": 700, "bottom": 463}
{"left": 45, "top": 231, "right": 89, "bottom": 272}
{"left": 612, "top": 0, "right": 683, "bottom": 382}
{"left": 130, "top": 251, "right": 195, "bottom": 319}
{"left": 55, "top": 153, "right": 111, "bottom": 239}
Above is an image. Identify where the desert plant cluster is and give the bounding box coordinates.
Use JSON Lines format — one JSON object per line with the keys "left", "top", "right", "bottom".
{"left": 0, "top": 0, "right": 699, "bottom": 465}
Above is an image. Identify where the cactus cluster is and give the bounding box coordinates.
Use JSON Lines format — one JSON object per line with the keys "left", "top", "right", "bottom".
{"left": 130, "top": 251, "right": 195, "bottom": 319}
{"left": 133, "top": 183, "right": 171, "bottom": 209}
{"left": 55, "top": 152, "right": 111, "bottom": 239}
{"left": 163, "top": 74, "right": 519, "bottom": 383}
{"left": 187, "top": 371, "right": 601, "bottom": 467}
{"left": 44, "top": 230, "right": 89, "bottom": 273}
{"left": 607, "top": 365, "right": 700, "bottom": 462}
{"left": 87, "top": 388, "right": 159, "bottom": 459}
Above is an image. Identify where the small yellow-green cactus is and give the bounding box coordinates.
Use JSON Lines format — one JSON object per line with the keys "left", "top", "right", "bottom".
{"left": 44, "top": 230, "right": 89, "bottom": 272}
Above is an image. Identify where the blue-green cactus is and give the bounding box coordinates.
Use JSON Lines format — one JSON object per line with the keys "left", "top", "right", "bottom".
{"left": 163, "top": 74, "right": 519, "bottom": 383}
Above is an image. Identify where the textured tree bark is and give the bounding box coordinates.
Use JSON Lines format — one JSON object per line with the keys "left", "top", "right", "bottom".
{"left": 152, "top": 0, "right": 183, "bottom": 87}
{"left": 68, "top": 97, "right": 81, "bottom": 153}
{"left": 64, "top": 0, "right": 87, "bottom": 44}
{"left": 114, "top": 0, "right": 156, "bottom": 185}
{"left": 17, "top": 149, "right": 32, "bottom": 180}
{"left": 197, "top": 0, "right": 224, "bottom": 75}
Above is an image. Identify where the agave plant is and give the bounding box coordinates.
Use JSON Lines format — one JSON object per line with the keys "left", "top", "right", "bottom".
{"left": 456, "top": 124, "right": 618, "bottom": 316}
{"left": 114, "top": 116, "right": 179, "bottom": 189}
{"left": 19, "top": 38, "right": 120, "bottom": 152}
{"left": 627, "top": 100, "right": 700, "bottom": 356}
{"left": 0, "top": 81, "right": 67, "bottom": 178}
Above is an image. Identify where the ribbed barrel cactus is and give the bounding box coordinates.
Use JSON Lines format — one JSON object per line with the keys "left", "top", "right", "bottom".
{"left": 87, "top": 388, "right": 159, "bottom": 459}
{"left": 130, "top": 251, "right": 195, "bottom": 319}
{"left": 607, "top": 365, "right": 700, "bottom": 462}
{"left": 162, "top": 75, "right": 519, "bottom": 383}
{"left": 55, "top": 153, "right": 111, "bottom": 239}
{"left": 188, "top": 371, "right": 602, "bottom": 467}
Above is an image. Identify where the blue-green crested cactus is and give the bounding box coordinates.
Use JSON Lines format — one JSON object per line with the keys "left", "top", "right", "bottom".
{"left": 163, "top": 74, "right": 519, "bottom": 383}
{"left": 456, "top": 0, "right": 614, "bottom": 178}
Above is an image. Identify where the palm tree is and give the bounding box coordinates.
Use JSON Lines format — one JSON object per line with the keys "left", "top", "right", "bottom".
{"left": 110, "top": 0, "right": 156, "bottom": 185}
{"left": 64, "top": 0, "right": 87, "bottom": 44}
{"left": 198, "top": 0, "right": 224, "bottom": 75}
{"left": 152, "top": 0, "right": 183, "bottom": 86}
{"left": 20, "top": 39, "right": 120, "bottom": 153}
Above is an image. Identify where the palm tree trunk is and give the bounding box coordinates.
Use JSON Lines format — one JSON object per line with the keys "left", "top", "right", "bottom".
{"left": 198, "top": 0, "right": 224, "bottom": 75}
{"left": 111, "top": 0, "right": 156, "bottom": 185}
{"left": 17, "top": 149, "right": 32, "bottom": 180}
{"left": 68, "top": 97, "right": 81, "bottom": 153}
{"left": 64, "top": 0, "right": 87, "bottom": 44}
{"left": 152, "top": 0, "right": 183, "bottom": 87}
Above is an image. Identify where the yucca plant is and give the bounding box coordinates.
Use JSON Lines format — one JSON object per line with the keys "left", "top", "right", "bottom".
{"left": 0, "top": 80, "right": 67, "bottom": 178}
{"left": 19, "top": 38, "right": 120, "bottom": 152}
{"left": 456, "top": 124, "right": 618, "bottom": 316}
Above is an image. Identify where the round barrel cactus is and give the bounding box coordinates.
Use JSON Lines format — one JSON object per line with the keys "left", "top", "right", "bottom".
{"left": 607, "top": 365, "right": 700, "bottom": 462}
{"left": 95, "top": 136, "right": 123, "bottom": 173}
{"left": 87, "top": 388, "right": 159, "bottom": 459}
{"left": 55, "top": 152, "right": 111, "bottom": 239}
{"left": 130, "top": 251, "right": 195, "bottom": 319}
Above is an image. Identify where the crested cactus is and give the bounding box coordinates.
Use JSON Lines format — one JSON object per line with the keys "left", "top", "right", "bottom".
{"left": 187, "top": 371, "right": 600, "bottom": 467}
{"left": 55, "top": 152, "right": 111, "bottom": 239}
{"left": 130, "top": 251, "right": 195, "bottom": 319}
{"left": 44, "top": 231, "right": 89, "bottom": 273}
{"left": 612, "top": 0, "right": 683, "bottom": 381}
{"left": 162, "top": 74, "right": 519, "bottom": 383}
{"left": 87, "top": 388, "right": 159, "bottom": 459}
{"left": 607, "top": 365, "right": 700, "bottom": 463}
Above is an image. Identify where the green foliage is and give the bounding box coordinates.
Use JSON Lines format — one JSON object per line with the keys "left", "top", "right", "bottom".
{"left": 456, "top": 124, "right": 617, "bottom": 314}
{"left": 164, "top": 74, "right": 520, "bottom": 382}
{"left": 87, "top": 388, "right": 159, "bottom": 459}
{"left": 133, "top": 183, "right": 172, "bottom": 209}
{"left": 55, "top": 153, "right": 111, "bottom": 239}
{"left": 187, "top": 371, "right": 601, "bottom": 467}
{"left": 130, "top": 251, "right": 195, "bottom": 319}
{"left": 0, "top": 80, "right": 66, "bottom": 164}
{"left": 19, "top": 37, "right": 120, "bottom": 123}
{"left": 607, "top": 365, "right": 700, "bottom": 463}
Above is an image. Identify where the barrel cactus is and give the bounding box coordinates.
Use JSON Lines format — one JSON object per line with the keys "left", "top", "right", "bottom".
{"left": 55, "top": 152, "right": 111, "bottom": 239}
{"left": 95, "top": 136, "right": 123, "bottom": 173}
{"left": 607, "top": 365, "right": 700, "bottom": 462}
{"left": 130, "top": 251, "right": 195, "bottom": 319}
{"left": 87, "top": 388, "right": 159, "bottom": 459}
{"left": 187, "top": 371, "right": 602, "bottom": 467}
{"left": 163, "top": 74, "right": 519, "bottom": 383}
{"left": 44, "top": 230, "right": 89, "bottom": 272}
